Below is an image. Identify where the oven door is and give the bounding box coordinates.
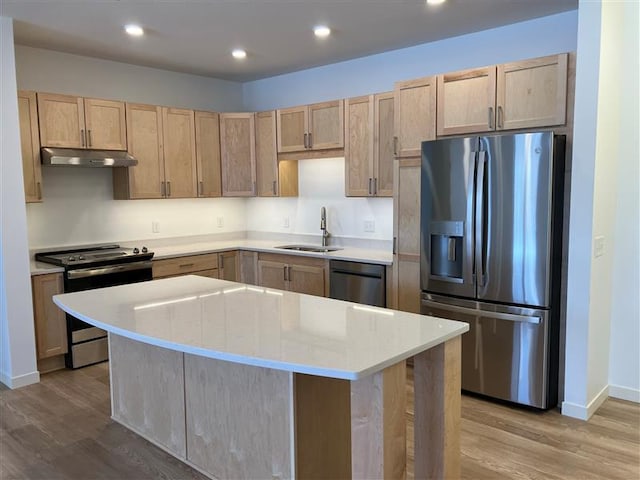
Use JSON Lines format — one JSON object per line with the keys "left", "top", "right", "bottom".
{"left": 64, "top": 261, "right": 152, "bottom": 368}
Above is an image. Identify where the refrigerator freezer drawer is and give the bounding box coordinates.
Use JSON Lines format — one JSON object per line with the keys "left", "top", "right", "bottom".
{"left": 421, "top": 294, "right": 550, "bottom": 408}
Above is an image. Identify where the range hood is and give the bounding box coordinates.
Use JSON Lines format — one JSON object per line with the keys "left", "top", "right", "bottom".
{"left": 41, "top": 147, "right": 138, "bottom": 167}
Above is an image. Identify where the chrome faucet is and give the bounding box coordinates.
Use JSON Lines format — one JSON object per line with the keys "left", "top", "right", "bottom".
{"left": 320, "top": 206, "right": 330, "bottom": 247}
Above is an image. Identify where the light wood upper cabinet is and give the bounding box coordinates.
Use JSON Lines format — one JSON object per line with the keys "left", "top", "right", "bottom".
{"left": 345, "top": 93, "right": 394, "bottom": 197}
{"left": 18, "top": 91, "right": 42, "bottom": 203}
{"left": 392, "top": 159, "right": 421, "bottom": 314}
{"left": 437, "top": 53, "right": 568, "bottom": 135}
{"left": 394, "top": 76, "right": 436, "bottom": 158}
{"left": 257, "top": 253, "right": 327, "bottom": 297}
{"left": 220, "top": 113, "right": 256, "bottom": 197}
{"left": 32, "top": 273, "right": 68, "bottom": 359}
{"left": 276, "top": 100, "right": 343, "bottom": 153}
{"left": 437, "top": 67, "right": 497, "bottom": 135}
{"left": 83, "top": 98, "right": 127, "bottom": 150}
{"left": 195, "top": 111, "right": 222, "bottom": 198}
{"left": 256, "top": 111, "right": 299, "bottom": 197}
{"left": 37, "top": 93, "right": 126, "bottom": 150}
{"left": 497, "top": 54, "right": 568, "bottom": 130}
{"left": 162, "top": 107, "right": 198, "bottom": 198}
{"left": 113, "top": 103, "right": 165, "bottom": 199}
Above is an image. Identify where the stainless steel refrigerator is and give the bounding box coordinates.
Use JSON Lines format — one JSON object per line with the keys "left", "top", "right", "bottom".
{"left": 420, "top": 131, "right": 565, "bottom": 409}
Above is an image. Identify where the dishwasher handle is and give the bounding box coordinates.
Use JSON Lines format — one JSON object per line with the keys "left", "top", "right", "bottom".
{"left": 330, "top": 269, "right": 383, "bottom": 279}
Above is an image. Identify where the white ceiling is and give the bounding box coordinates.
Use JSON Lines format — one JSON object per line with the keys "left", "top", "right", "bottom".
{"left": 1, "top": 0, "right": 577, "bottom": 82}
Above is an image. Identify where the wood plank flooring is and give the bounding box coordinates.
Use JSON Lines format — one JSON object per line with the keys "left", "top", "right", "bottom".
{"left": 1, "top": 363, "right": 638, "bottom": 479}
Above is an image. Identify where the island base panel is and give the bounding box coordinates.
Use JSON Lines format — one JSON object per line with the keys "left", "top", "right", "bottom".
{"left": 413, "top": 336, "right": 462, "bottom": 480}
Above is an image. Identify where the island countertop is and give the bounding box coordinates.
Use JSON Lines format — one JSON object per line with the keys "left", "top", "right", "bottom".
{"left": 54, "top": 275, "right": 468, "bottom": 380}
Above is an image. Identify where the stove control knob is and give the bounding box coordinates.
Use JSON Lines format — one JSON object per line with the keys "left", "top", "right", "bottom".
{"left": 68, "top": 256, "right": 76, "bottom": 262}
{"left": 133, "top": 248, "right": 140, "bottom": 254}
{"left": 78, "top": 255, "right": 86, "bottom": 261}
{"left": 141, "top": 246, "right": 148, "bottom": 253}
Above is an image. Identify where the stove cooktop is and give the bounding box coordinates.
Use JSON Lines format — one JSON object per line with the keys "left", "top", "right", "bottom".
{"left": 35, "top": 244, "right": 154, "bottom": 268}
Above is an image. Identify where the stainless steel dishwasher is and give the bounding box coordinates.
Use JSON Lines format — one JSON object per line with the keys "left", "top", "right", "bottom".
{"left": 329, "top": 260, "right": 386, "bottom": 307}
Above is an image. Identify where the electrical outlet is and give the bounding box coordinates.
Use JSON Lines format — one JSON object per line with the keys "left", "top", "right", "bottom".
{"left": 216, "top": 217, "right": 224, "bottom": 228}
{"left": 594, "top": 235, "right": 605, "bottom": 258}
{"left": 283, "top": 217, "right": 290, "bottom": 228}
{"left": 152, "top": 221, "right": 160, "bottom": 233}
{"left": 364, "top": 220, "right": 375, "bottom": 232}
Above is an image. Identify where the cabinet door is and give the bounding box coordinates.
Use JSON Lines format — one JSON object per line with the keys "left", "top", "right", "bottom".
{"left": 18, "top": 91, "right": 42, "bottom": 203}
{"left": 497, "top": 53, "right": 568, "bottom": 130}
{"left": 37, "top": 92, "right": 85, "bottom": 148}
{"left": 162, "top": 107, "right": 197, "bottom": 198}
{"left": 220, "top": 113, "right": 256, "bottom": 197}
{"left": 392, "top": 159, "right": 421, "bottom": 313}
{"left": 436, "top": 67, "right": 497, "bottom": 135}
{"left": 345, "top": 95, "right": 374, "bottom": 197}
{"left": 288, "top": 264, "right": 325, "bottom": 297}
{"left": 83, "top": 98, "right": 127, "bottom": 150}
{"left": 240, "top": 251, "right": 259, "bottom": 285}
{"left": 374, "top": 92, "right": 395, "bottom": 197}
{"left": 32, "top": 273, "right": 68, "bottom": 359}
{"left": 394, "top": 76, "right": 436, "bottom": 158}
{"left": 219, "top": 251, "right": 239, "bottom": 282}
{"left": 258, "top": 260, "right": 287, "bottom": 291}
{"left": 121, "top": 103, "right": 165, "bottom": 199}
{"left": 256, "top": 111, "right": 279, "bottom": 196}
{"left": 308, "top": 100, "right": 344, "bottom": 150}
{"left": 276, "top": 106, "right": 307, "bottom": 152}
{"left": 195, "top": 111, "right": 222, "bottom": 197}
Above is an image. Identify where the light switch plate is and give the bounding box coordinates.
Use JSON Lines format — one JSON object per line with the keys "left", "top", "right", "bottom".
{"left": 594, "top": 235, "right": 605, "bottom": 258}
{"left": 216, "top": 217, "right": 224, "bottom": 228}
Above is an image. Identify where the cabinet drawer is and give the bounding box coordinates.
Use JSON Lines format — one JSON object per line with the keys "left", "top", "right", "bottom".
{"left": 153, "top": 253, "right": 219, "bottom": 278}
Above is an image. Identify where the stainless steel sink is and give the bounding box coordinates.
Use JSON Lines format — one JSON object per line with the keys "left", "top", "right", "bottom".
{"left": 275, "top": 244, "right": 343, "bottom": 253}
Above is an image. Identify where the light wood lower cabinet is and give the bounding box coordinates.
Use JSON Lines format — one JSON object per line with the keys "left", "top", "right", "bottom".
{"left": 218, "top": 251, "right": 239, "bottom": 281}
{"left": 220, "top": 113, "right": 256, "bottom": 196}
{"left": 152, "top": 253, "right": 219, "bottom": 279}
{"left": 239, "top": 251, "right": 259, "bottom": 286}
{"left": 31, "top": 273, "right": 68, "bottom": 359}
{"left": 257, "top": 253, "right": 327, "bottom": 297}
{"left": 18, "top": 90, "right": 42, "bottom": 203}
{"left": 392, "top": 159, "right": 422, "bottom": 313}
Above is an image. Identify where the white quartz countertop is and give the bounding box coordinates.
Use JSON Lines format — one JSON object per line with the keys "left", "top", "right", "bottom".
{"left": 54, "top": 275, "right": 467, "bottom": 380}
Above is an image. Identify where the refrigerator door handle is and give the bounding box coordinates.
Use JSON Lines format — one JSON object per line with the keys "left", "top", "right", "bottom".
{"left": 422, "top": 299, "right": 541, "bottom": 324}
{"left": 475, "top": 151, "right": 487, "bottom": 287}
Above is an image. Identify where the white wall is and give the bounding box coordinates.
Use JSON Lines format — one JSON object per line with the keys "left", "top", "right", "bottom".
{"left": 16, "top": 46, "right": 243, "bottom": 112}
{"left": 242, "top": 11, "right": 578, "bottom": 111}
{"left": 246, "top": 158, "right": 392, "bottom": 241}
{"left": 14, "top": 46, "right": 248, "bottom": 248}
{"left": 563, "top": 0, "right": 640, "bottom": 419}
{"left": 608, "top": 0, "right": 640, "bottom": 403}
{"left": 0, "top": 17, "right": 39, "bottom": 388}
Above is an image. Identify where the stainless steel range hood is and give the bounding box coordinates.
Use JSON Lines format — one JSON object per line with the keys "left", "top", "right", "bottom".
{"left": 41, "top": 147, "right": 138, "bottom": 167}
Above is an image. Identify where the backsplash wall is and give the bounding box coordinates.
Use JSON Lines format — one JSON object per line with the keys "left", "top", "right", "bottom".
{"left": 26, "top": 168, "right": 246, "bottom": 248}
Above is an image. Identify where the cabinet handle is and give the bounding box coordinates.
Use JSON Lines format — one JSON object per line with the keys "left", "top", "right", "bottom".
{"left": 272, "top": 180, "right": 277, "bottom": 195}
{"left": 283, "top": 265, "right": 288, "bottom": 281}
{"left": 81, "top": 129, "right": 85, "bottom": 147}
{"left": 179, "top": 263, "right": 195, "bottom": 269}
{"left": 497, "top": 106, "right": 504, "bottom": 129}
{"left": 368, "top": 178, "right": 373, "bottom": 195}
{"left": 488, "top": 107, "right": 494, "bottom": 130}
{"left": 87, "top": 129, "right": 92, "bottom": 147}
{"left": 167, "top": 181, "right": 171, "bottom": 197}
{"left": 303, "top": 132, "right": 308, "bottom": 149}
{"left": 220, "top": 255, "right": 224, "bottom": 270}
{"left": 308, "top": 132, "right": 312, "bottom": 148}
{"left": 393, "top": 236, "right": 397, "bottom": 255}
{"left": 198, "top": 181, "right": 203, "bottom": 196}
{"left": 36, "top": 182, "right": 42, "bottom": 200}
{"left": 288, "top": 266, "right": 292, "bottom": 281}
{"left": 393, "top": 136, "right": 398, "bottom": 156}
{"left": 161, "top": 181, "right": 166, "bottom": 197}
{"left": 373, "top": 178, "right": 378, "bottom": 195}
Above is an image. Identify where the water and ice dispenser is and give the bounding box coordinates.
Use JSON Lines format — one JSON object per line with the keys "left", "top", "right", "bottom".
{"left": 429, "top": 221, "right": 464, "bottom": 282}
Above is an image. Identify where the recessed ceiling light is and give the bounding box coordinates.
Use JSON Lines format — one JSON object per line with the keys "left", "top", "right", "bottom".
{"left": 314, "top": 25, "right": 331, "bottom": 38}
{"left": 426, "top": 0, "right": 446, "bottom": 4}
{"left": 232, "top": 49, "right": 247, "bottom": 59}
{"left": 124, "top": 24, "right": 144, "bottom": 36}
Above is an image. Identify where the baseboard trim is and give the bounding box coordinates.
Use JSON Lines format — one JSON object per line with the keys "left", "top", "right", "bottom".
{"left": 0, "top": 370, "right": 40, "bottom": 389}
{"left": 609, "top": 384, "right": 640, "bottom": 403}
{"left": 561, "top": 384, "right": 609, "bottom": 420}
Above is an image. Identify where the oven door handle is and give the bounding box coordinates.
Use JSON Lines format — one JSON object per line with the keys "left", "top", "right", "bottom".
{"left": 67, "top": 261, "right": 154, "bottom": 279}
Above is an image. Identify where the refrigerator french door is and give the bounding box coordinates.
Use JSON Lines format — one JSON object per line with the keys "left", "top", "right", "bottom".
{"left": 420, "top": 132, "right": 565, "bottom": 409}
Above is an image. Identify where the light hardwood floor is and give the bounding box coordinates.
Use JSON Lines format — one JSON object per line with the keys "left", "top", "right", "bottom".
{"left": 1, "top": 363, "right": 638, "bottom": 479}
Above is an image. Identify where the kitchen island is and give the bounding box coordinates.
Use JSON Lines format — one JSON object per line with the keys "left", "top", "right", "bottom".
{"left": 54, "top": 275, "right": 468, "bottom": 479}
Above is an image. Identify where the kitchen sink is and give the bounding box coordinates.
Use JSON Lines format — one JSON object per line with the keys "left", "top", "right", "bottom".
{"left": 275, "top": 244, "right": 343, "bottom": 253}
